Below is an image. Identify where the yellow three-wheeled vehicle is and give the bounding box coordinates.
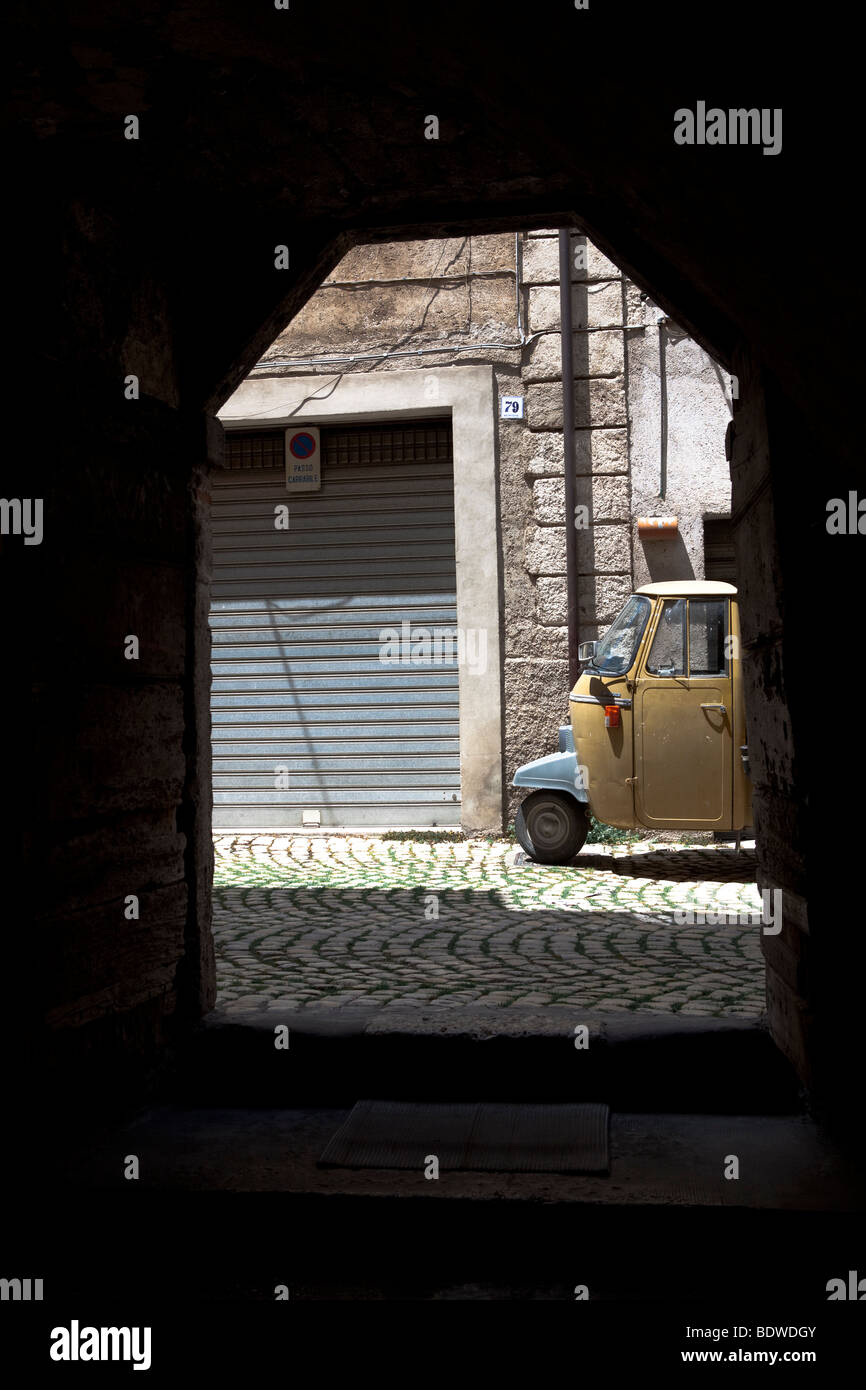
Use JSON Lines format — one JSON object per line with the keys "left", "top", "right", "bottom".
{"left": 513, "top": 581, "right": 753, "bottom": 863}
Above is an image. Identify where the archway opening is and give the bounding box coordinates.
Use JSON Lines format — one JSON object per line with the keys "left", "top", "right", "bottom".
{"left": 202, "top": 227, "right": 782, "bottom": 1098}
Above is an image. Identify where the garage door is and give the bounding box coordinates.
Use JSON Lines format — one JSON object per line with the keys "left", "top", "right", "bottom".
{"left": 210, "top": 420, "right": 460, "bottom": 829}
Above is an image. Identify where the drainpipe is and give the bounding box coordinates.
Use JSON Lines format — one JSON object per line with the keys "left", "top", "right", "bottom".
{"left": 658, "top": 316, "right": 668, "bottom": 500}
{"left": 515, "top": 232, "right": 525, "bottom": 343}
{"left": 559, "top": 230, "right": 580, "bottom": 688}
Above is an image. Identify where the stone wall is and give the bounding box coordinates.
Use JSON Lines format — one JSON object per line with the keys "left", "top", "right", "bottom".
{"left": 512, "top": 231, "right": 631, "bottom": 806}
{"left": 17, "top": 394, "right": 218, "bottom": 1105}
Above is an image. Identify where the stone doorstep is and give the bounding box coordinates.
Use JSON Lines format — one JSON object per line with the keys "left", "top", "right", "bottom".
{"left": 201, "top": 1001, "right": 767, "bottom": 1041}
{"left": 60, "top": 1104, "right": 864, "bottom": 1213}
{"left": 180, "top": 1006, "right": 799, "bottom": 1115}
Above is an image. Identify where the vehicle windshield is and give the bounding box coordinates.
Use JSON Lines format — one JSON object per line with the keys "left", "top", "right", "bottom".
{"left": 587, "top": 595, "right": 651, "bottom": 676}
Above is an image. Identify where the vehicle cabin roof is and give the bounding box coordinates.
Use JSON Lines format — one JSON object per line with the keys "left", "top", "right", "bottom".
{"left": 635, "top": 580, "right": 737, "bottom": 597}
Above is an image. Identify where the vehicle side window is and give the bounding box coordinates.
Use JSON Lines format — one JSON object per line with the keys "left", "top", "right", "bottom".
{"left": 645, "top": 599, "right": 686, "bottom": 675}
{"left": 688, "top": 600, "right": 727, "bottom": 676}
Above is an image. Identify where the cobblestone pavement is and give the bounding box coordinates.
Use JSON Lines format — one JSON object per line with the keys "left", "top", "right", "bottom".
{"left": 213, "top": 834, "right": 765, "bottom": 1017}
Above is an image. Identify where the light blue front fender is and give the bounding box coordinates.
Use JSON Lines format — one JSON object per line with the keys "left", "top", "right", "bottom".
{"left": 513, "top": 725, "right": 587, "bottom": 803}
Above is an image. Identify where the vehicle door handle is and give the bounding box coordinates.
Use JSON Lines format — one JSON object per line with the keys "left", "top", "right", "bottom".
{"left": 700, "top": 703, "right": 727, "bottom": 713}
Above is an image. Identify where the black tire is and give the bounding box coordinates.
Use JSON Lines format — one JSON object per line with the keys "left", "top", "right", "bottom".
{"left": 515, "top": 790, "right": 589, "bottom": 865}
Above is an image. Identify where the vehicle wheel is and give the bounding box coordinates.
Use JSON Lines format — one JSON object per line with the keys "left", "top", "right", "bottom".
{"left": 515, "top": 791, "right": 589, "bottom": 864}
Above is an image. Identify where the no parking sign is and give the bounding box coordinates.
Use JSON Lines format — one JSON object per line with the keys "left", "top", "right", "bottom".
{"left": 284, "top": 426, "right": 321, "bottom": 491}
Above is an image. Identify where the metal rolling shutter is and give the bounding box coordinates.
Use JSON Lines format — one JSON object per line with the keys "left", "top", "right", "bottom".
{"left": 210, "top": 420, "right": 460, "bottom": 829}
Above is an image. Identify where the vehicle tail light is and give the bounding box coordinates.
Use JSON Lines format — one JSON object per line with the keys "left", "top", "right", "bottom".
{"left": 604, "top": 705, "right": 620, "bottom": 728}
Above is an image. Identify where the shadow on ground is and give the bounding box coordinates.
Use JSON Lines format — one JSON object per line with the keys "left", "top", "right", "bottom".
{"left": 213, "top": 880, "right": 764, "bottom": 1015}
{"left": 575, "top": 848, "right": 758, "bottom": 883}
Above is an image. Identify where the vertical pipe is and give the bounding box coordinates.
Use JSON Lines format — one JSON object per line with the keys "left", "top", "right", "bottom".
{"left": 658, "top": 319, "right": 668, "bottom": 500}
{"left": 558, "top": 230, "right": 580, "bottom": 688}
{"left": 514, "top": 232, "right": 524, "bottom": 342}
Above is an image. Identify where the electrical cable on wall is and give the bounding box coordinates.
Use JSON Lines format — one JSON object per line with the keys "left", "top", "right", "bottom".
{"left": 253, "top": 233, "right": 533, "bottom": 371}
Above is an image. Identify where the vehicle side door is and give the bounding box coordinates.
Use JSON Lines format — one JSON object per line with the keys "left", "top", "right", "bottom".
{"left": 634, "top": 597, "right": 733, "bottom": 829}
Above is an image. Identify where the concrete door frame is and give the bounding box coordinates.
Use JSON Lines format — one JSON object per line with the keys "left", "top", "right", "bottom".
{"left": 217, "top": 364, "right": 504, "bottom": 831}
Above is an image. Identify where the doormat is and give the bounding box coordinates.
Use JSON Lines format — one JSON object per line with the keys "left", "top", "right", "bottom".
{"left": 319, "top": 1100, "right": 610, "bottom": 1174}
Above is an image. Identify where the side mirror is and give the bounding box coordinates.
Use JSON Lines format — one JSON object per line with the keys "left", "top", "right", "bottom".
{"left": 578, "top": 641, "right": 597, "bottom": 662}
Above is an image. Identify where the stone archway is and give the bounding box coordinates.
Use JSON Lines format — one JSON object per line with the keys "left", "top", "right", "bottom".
{"left": 11, "top": 1, "right": 860, "bottom": 1132}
